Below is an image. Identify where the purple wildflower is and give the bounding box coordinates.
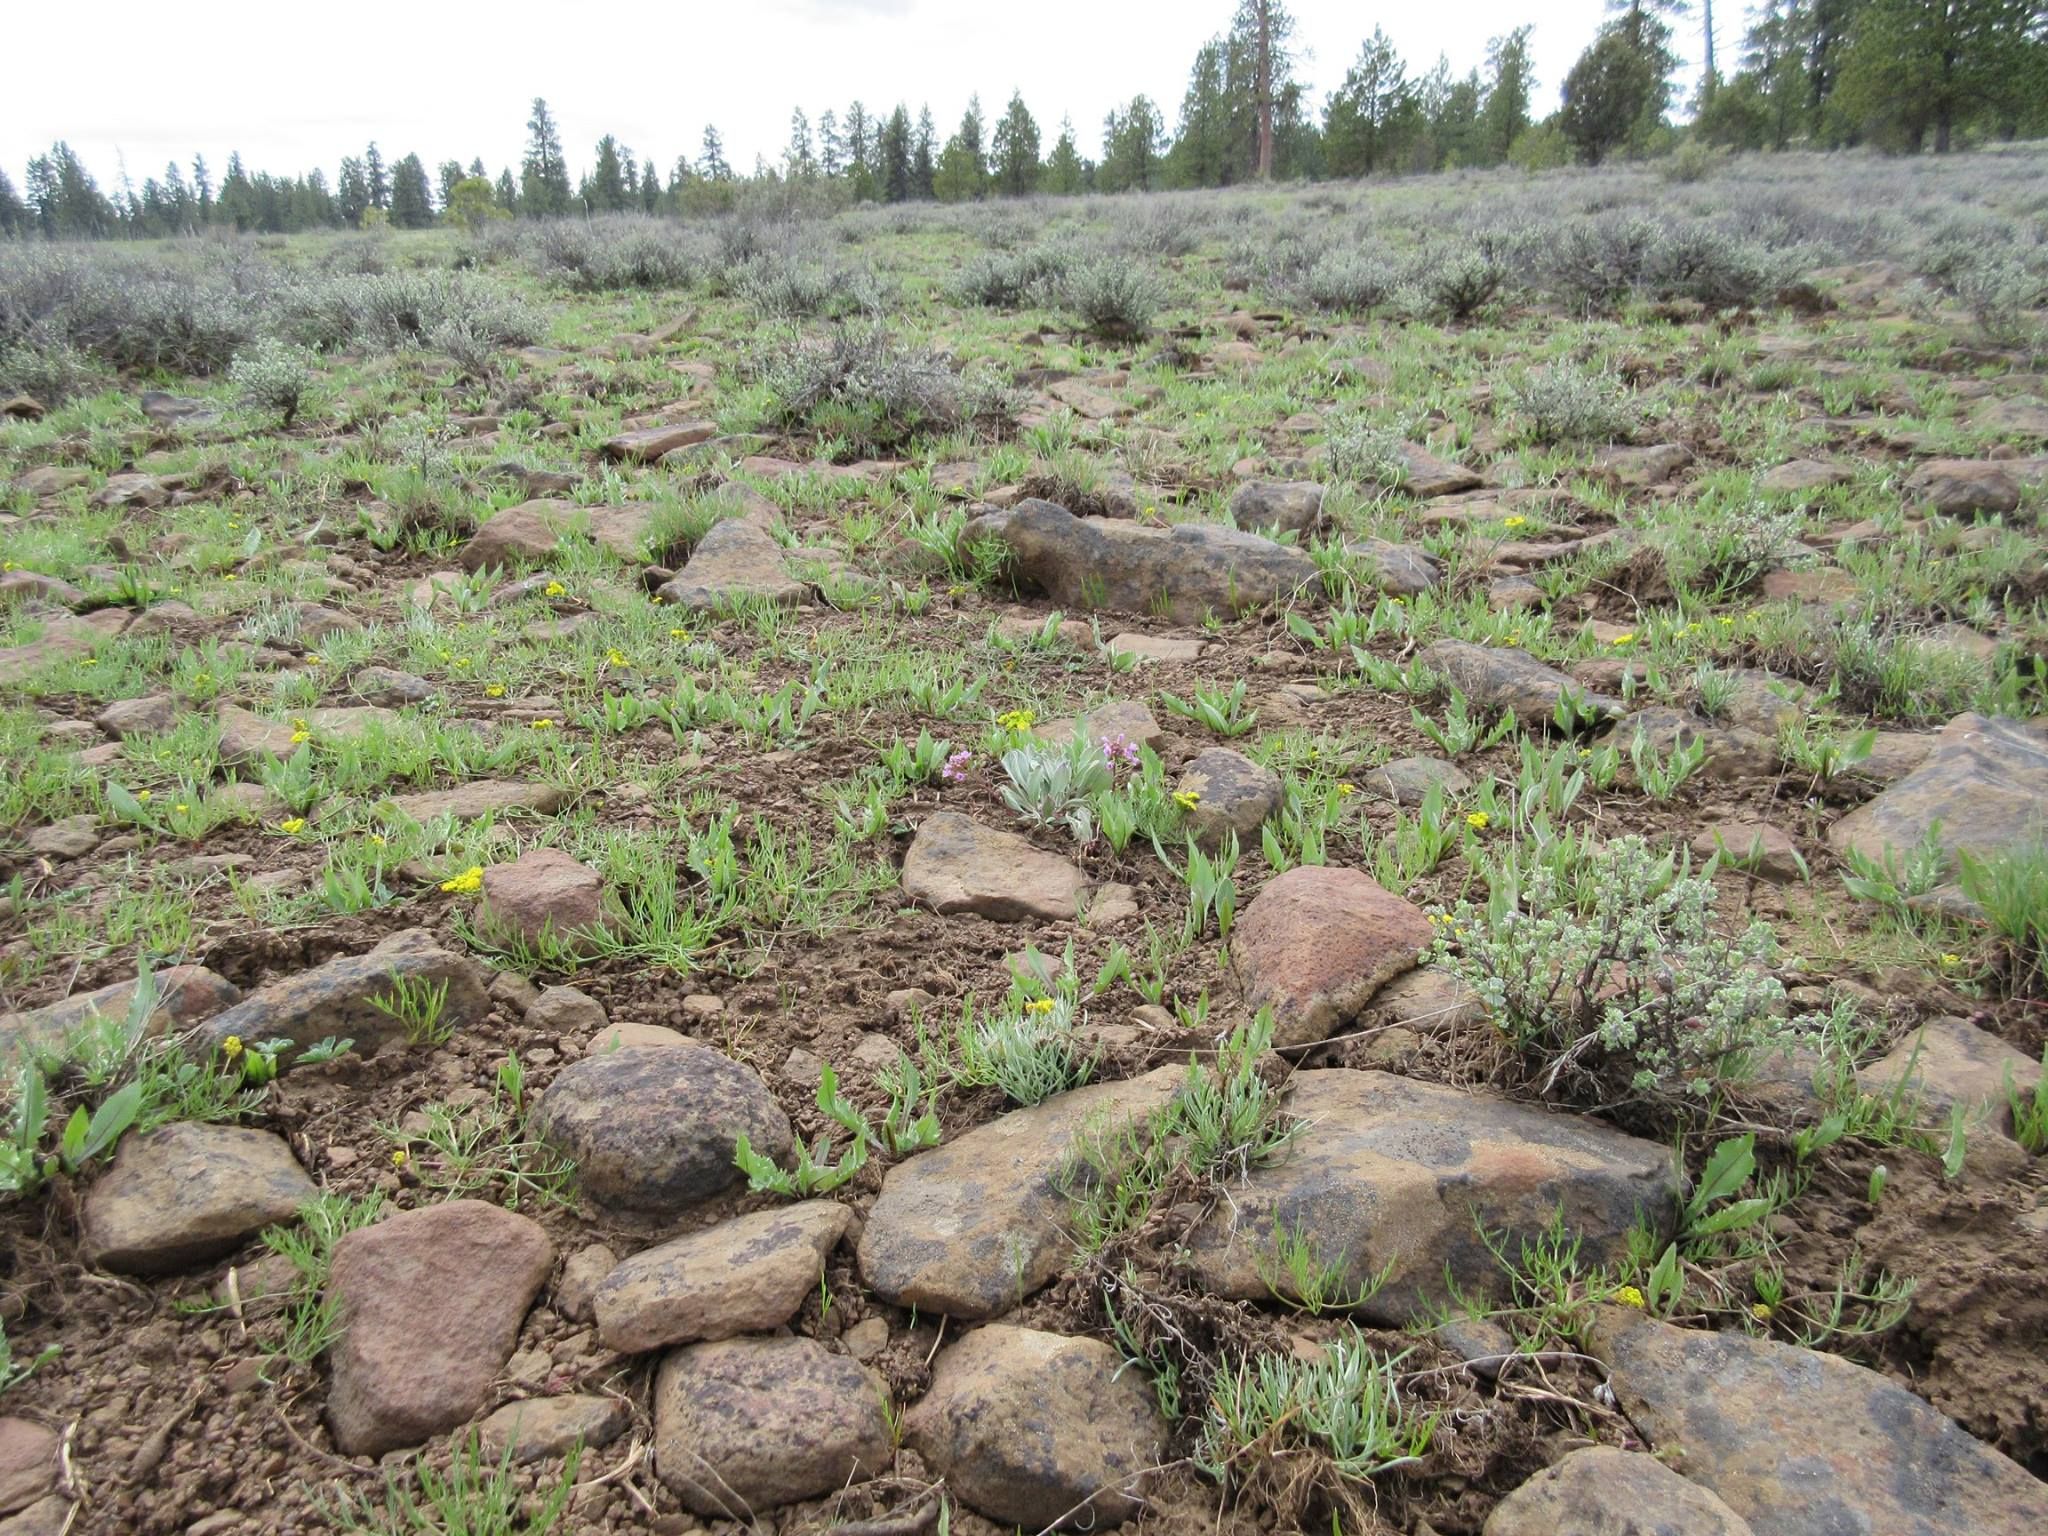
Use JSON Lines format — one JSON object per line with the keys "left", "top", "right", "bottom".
{"left": 941, "top": 748, "right": 972, "bottom": 784}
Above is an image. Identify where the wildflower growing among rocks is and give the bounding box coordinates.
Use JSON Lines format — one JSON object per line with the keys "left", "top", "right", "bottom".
{"left": 440, "top": 866, "right": 485, "bottom": 895}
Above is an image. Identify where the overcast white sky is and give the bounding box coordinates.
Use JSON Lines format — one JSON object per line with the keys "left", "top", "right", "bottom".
{"left": 6, "top": 1, "right": 1716, "bottom": 192}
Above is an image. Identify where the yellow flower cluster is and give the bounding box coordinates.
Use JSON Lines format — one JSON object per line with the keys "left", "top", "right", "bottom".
{"left": 1023, "top": 997, "right": 1057, "bottom": 1015}
{"left": 439, "top": 865, "right": 485, "bottom": 894}
{"left": 279, "top": 817, "right": 306, "bottom": 834}
{"left": 543, "top": 580, "right": 567, "bottom": 598}
{"left": 996, "top": 709, "right": 1035, "bottom": 732}
{"left": 1613, "top": 1285, "right": 1646, "bottom": 1309}
{"left": 1173, "top": 790, "right": 1201, "bottom": 811}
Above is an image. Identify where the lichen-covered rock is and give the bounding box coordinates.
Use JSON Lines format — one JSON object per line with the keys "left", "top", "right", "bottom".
{"left": 1186, "top": 1071, "right": 1679, "bottom": 1322}
{"left": 908, "top": 1326, "right": 1166, "bottom": 1530}
{"left": 534, "top": 1042, "right": 792, "bottom": 1217}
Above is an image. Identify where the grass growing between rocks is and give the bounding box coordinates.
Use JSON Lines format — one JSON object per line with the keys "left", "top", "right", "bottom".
{"left": 3, "top": 149, "right": 2048, "bottom": 1533}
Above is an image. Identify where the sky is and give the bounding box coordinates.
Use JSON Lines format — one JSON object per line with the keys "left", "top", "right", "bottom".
{"left": 4, "top": 1, "right": 1717, "bottom": 192}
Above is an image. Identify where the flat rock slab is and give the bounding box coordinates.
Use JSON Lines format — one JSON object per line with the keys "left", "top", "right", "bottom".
{"left": 1903, "top": 458, "right": 2048, "bottom": 517}
{"left": 1186, "top": 1070, "right": 1679, "bottom": 1323}
{"left": 653, "top": 1337, "right": 893, "bottom": 1518}
{"left": 1107, "top": 632, "right": 1208, "bottom": 664}
{"left": 975, "top": 499, "right": 1318, "bottom": 625}
{"left": 1589, "top": 1309, "right": 2048, "bottom": 1536}
{"left": 1483, "top": 1445, "right": 1755, "bottom": 1536}
{"left": 216, "top": 703, "right": 397, "bottom": 765}
{"left": 0, "top": 1420, "right": 60, "bottom": 1518}
{"left": 858, "top": 1067, "right": 1182, "bottom": 1318}
{"left": 1828, "top": 712, "right": 2048, "bottom": 871}
{"left": 1857, "top": 1016, "right": 2040, "bottom": 1138}
{"left": 902, "top": 813, "right": 1089, "bottom": 923}
{"left": 594, "top": 1201, "right": 851, "bottom": 1352}
{"left": 326, "top": 1200, "right": 553, "bottom": 1456}
{"left": 1346, "top": 536, "right": 1441, "bottom": 596}
{"left": 1234, "top": 866, "right": 1432, "bottom": 1047}
{"left": 0, "top": 964, "right": 238, "bottom": 1064}
{"left": 654, "top": 519, "right": 808, "bottom": 611}
{"left": 1175, "top": 747, "right": 1282, "bottom": 852}
{"left": 460, "top": 499, "right": 652, "bottom": 572}
{"left": 1228, "top": 480, "right": 1326, "bottom": 536}
{"left": 602, "top": 420, "right": 715, "bottom": 462}
{"left": 193, "top": 929, "right": 489, "bottom": 1061}
{"left": 1369, "top": 755, "right": 1472, "bottom": 806}
{"left": 1034, "top": 698, "right": 1165, "bottom": 754}
{"left": 1760, "top": 459, "right": 1852, "bottom": 496}
{"left": 908, "top": 1325, "right": 1166, "bottom": 1530}
{"left": 476, "top": 1394, "right": 627, "bottom": 1464}
{"left": 482, "top": 847, "right": 605, "bottom": 949}
{"left": 83, "top": 1123, "right": 315, "bottom": 1276}
{"left": 1593, "top": 443, "right": 1691, "bottom": 488}
{"left": 380, "top": 780, "right": 564, "bottom": 822}
{"left": 535, "top": 1042, "right": 792, "bottom": 1218}
{"left": 1391, "top": 442, "right": 1483, "bottom": 497}
{"left": 93, "top": 694, "right": 179, "bottom": 739}
{"left": 1616, "top": 708, "right": 1777, "bottom": 781}
{"left": 1421, "top": 639, "right": 1623, "bottom": 725}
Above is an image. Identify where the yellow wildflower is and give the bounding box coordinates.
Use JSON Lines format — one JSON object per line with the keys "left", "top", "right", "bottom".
{"left": 369, "top": 834, "right": 386, "bottom": 847}
{"left": 1336, "top": 782, "right": 1356, "bottom": 796}
{"left": 440, "top": 865, "right": 485, "bottom": 895}
{"left": 1465, "top": 811, "right": 1490, "bottom": 830}
{"left": 996, "top": 708, "right": 1035, "bottom": 732}
{"left": 543, "top": 580, "right": 567, "bottom": 598}
{"left": 669, "top": 627, "right": 690, "bottom": 639}
{"left": 1940, "top": 952, "right": 1962, "bottom": 969}
{"left": 1611, "top": 631, "right": 1636, "bottom": 647}
{"left": 136, "top": 790, "right": 153, "bottom": 803}
{"left": 452, "top": 655, "right": 473, "bottom": 669}
{"left": 531, "top": 717, "right": 557, "bottom": 730}
{"left": 1503, "top": 515, "right": 1528, "bottom": 529}
{"left": 222, "top": 1036, "right": 244, "bottom": 1059}
{"left": 485, "top": 683, "right": 506, "bottom": 698}
{"left": 304, "top": 653, "right": 323, "bottom": 665}
{"left": 81, "top": 656, "right": 98, "bottom": 666}
{"left": 606, "top": 649, "right": 630, "bottom": 667}
{"left": 1173, "top": 790, "right": 1201, "bottom": 811}
{"left": 391, "top": 1148, "right": 409, "bottom": 1169}
{"left": 1023, "top": 997, "right": 1057, "bottom": 1015}
{"left": 1750, "top": 1302, "right": 1774, "bottom": 1323}
{"left": 173, "top": 802, "right": 190, "bottom": 815}
{"left": 279, "top": 817, "right": 306, "bottom": 834}
{"left": 1614, "top": 1285, "right": 1646, "bottom": 1309}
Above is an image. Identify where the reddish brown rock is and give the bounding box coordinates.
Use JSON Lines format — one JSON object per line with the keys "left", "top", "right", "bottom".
{"left": 0, "top": 1420, "right": 59, "bottom": 1518}
{"left": 1234, "top": 866, "right": 1433, "bottom": 1046}
{"left": 325, "top": 1200, "right": 553, "bottom": 1456}
{"left": 1, "top": 964, "right": 239, "bottom": 1064}
{"left": 902, "top": 813, "right": 1089, "bottom": 924}
{"left": 482, "top": 847, "right": 605, "bottom": 949}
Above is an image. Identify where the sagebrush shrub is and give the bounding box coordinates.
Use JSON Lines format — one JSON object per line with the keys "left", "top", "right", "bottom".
{"left": 1425, "top": 251, "right": 1505, "bottom": 321}
{"left": 1508, "top": 365, "right": 1637, "bottom": 445}
{"left": 230, "top": 338, "right": 316, "bottom": 426}
{"left": 1051, "top": 252, "right": 1165, "bottom": 338}
{"left": 754, "top": 323, "right": 1010, "bottom": 451}
{"left": 1303, "top": 249, "right": 1401, "bottom": 314}
{"left": 1435, "top": 835, "right": 1833, "bottom": 1112}
{"left": 953, "top": 243, "right": 1072, "bottom": 308}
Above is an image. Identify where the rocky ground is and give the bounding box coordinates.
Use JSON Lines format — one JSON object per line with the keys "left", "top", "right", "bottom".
{"left": 2, "top": 156, "right": 2047, "bottom": 1535}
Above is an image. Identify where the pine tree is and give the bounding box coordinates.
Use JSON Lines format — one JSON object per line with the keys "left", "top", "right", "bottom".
{"left": 364, "top": 142, "right": 389, "bottom": 209}
{"left": 1323, "top": 27, "right": 1416, "bottom": 176}
{"left": 991, "top": 91, "right": 1042, "bottom": 195}
{"left": 494, "top": 168, "right": 519, "bottom": 215}
{"left": 591, "top": 135, "right": 630, "bottom": 210}
{"left": 0, "top": 168, "right": 26, "bottom": 239}
{"left": 1831, "top": 0, "right": 2043, "bottom": 151}
{"left": 1169, "top": 38, "right": 1234, "bottom": 187}
{"left": 1231, "top": 0, "right": 1298, "bottom": 178}
{"left": 843, "top": 101, "right": 876, "bottom": 198}
{"left": 522, "top": 98, "right": 572, "bottom": 216}
{"left": 217, "top": 151, "right": 257, "bottom": 231}
{"left": 1560, "top": 3, "right": 1680, "bottom": 163}
{"left": 912, "top": 106, "right": 937, "bottom": 199}
{"left": 933, "top": 95, "right": 988, "bottom": 201}
{"left": 818, "top": 108, "right": 845, "bottom": 178}
{"left": 1480, "top": 26, "right": 1536, "bottom": 163}
{"left": 437, "top": 160, "right": 466, "bottom": 209}
{"left": 698, "top": 125, "right": 732, "bottom": 180}
{"left": 389, "top": 153, "right": 433, "bottom": 227}
{"left": 879, "top": 106, "right": 913, "bottom": 202}
{"left": 1043, "top": 115, "right": 1087, "bottom": 194}
{"left": 337, "top": 156, "right": 370, "bottom": 225}
{"left": 1100, "top": 97, "right": 1168, "bottom": 192}
{"left": 787, "top": 109, "right": 816, "bottom": 179}
{"left": 191, "top": 154, "right": 213, "bottom": 222}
